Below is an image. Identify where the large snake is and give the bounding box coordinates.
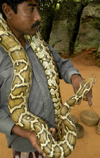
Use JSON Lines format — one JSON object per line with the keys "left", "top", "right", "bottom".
{"left": 0, "top": 14, "right": 96, "bottom": 158}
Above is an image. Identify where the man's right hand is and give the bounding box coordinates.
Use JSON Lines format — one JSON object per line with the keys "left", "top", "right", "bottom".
{"left": 28, "top": 131, "right": 46, "bottom": 157}
{"left": 12, "top": 125, "right": 45, "bottom": 157}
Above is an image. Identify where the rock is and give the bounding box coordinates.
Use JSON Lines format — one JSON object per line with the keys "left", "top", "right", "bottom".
{"left": 96, "top": 119, "right": 100, "bottom": 135}
{"left": 97, "top": 44, "right": 100, "bottom": 58}
{"left": 49, "top": 20, "right": 70, "bottom": 54}
{"left": 96, "top": 44, "right": 100, "bottom": 67}
{"left": 80, "top": 110, "right": 99, "bottom": 126}
{"left": 49, "top": 2, "right": 82, "bottom": 55}
{"left": 76, "top": 123, "right": 84, "bottom": 139}
{"left": 96, "top": 59, "right": 100, "bottom": 67}
{"left": 71, "top": 115, "right": 78, "bottom": 124}
{"left": 40, "top": 2, "right": 100, "bottom": 61}
{"left": 74, "top": 3, "right": 100, "bottom": 54}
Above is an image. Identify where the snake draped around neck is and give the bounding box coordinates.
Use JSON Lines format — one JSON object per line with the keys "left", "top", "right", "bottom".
{"left": 0, "top": 13, "right": 76, "bottom": 158}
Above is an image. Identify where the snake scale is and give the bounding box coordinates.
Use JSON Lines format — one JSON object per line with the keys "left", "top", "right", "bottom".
{"left": 0, "top": 14, "right": 96, "bottom": 158}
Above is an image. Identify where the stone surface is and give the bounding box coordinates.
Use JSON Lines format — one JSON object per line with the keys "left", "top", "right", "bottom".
{"left": 96, "top": 119, "right": 100, "bottom": 135}
{"left": 49, "top": 20, "right": 70, "bottom": 54}
{"left": 74, "top": 3, "right": 100, "bottom": 54}
{"left": 40, "top": 2, "right": 100, "bottom": 66}
{"left": 71, "top": 115, "right": 78, "bottom": 124}
{"left": 75, "top": 123, "right": 84, "bottom": 139}
{"left": 80, "top": 110, "right": 99, "bottom": 126}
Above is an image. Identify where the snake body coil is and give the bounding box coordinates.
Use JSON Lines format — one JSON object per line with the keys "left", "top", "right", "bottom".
{"left": 0, "top": 14, "right": 96, "bottom": 158}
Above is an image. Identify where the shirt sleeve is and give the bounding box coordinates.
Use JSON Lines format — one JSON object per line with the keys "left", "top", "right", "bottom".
{"left": 48, "top": 45, "right": 81, "bottom": 83}
{"left": 0, "top": 75, "right": 15, "bottom": 135}
{"left": 0, "top": 47, "right": 15, "bottom": 136}
{"left": 0, "top": 108, "right": 15, "bottom": 135}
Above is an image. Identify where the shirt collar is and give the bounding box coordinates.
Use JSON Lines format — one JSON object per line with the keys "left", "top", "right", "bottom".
{"left": 25, "top": 39, "right": 31, "bottom": 50}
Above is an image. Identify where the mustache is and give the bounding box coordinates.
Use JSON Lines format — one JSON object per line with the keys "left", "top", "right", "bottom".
{"left": 31, "top": 21, "right": 40, "bottom": 29}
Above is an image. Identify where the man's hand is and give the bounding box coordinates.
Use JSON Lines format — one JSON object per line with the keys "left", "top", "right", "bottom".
{"left": 12, "top": 125, "right": 45, "bottom": 157}
{"left": 49, "top": 127, "right": 56, "bottom": 138}
{"left": 28, "top": 132, "right": 46, "bottom": 157}
{"left": 12, "top": 125, "right": 56, "bottom": 158}
{"left": 71, "top": 74, "right": 93, "bottom": 107}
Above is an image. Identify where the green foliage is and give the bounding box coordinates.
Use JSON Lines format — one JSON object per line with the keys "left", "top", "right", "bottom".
{"left": 39, "top": 0, "right": 100, "bottom": 7}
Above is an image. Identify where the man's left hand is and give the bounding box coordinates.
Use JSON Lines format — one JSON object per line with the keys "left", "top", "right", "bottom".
{"left": 71, "top": 74, "right": 93, "bottom": 107}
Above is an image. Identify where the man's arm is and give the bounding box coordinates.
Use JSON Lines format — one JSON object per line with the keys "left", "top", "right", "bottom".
{"left": 48, "top": 45, "right": 93, "bottom": 106}
{"left": 11, "top": 125, "right": 45, "bottom": 157}
{"left": 48, "top": 45, "right": 80, "bottom": 83}
{"left": 12, "top": 124, "right": 55, "bottom": 157}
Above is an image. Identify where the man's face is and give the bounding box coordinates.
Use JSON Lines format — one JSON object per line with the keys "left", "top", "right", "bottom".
{"left": 7, "top": 0, "right": 41, "bottom": 37}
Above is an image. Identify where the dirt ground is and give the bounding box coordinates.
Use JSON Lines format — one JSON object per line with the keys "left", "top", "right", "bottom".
{"left": 0, "top": 51, "right": 100, "bottom": 158}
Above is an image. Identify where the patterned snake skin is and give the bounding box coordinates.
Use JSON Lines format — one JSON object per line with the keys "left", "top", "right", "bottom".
{"left": 0, "top": 14, "right": 96, "bottom": 158}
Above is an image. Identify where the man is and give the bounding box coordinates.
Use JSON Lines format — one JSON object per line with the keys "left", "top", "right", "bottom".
{"left": 0, "top": 0, "right": 93, "bottom": 158}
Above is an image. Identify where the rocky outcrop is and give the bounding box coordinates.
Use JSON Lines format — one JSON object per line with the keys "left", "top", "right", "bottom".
{"left": 96, "top": 44, "right": 100, "bottom": 67}
{"left": 49, "top": 2, "right": 83, "bottom": 55}
{"left": 74, "top": 3, "right": 100, "bottom": 54}
{"left": 40, "top": 2, "right": 100, "bottom": 65}
{"left": 49, "top": 19, "right": 70, "bottom": 54}
{"left": 97, "top": 44, "right": 100, "bottom": 58}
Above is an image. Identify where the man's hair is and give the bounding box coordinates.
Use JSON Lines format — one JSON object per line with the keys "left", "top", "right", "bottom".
{"left": 0, "top": 0, "right": 39, "bottom": 19}
{"left": 0, "top": 0, "right": 27, "bottom": 19}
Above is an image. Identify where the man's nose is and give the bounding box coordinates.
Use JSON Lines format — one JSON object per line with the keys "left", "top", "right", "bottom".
{"left": 34, "top": 8, "right": 41, "bottom": 22}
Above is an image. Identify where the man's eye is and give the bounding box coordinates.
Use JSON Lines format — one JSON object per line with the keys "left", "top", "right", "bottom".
{"left": 28, "top": 7, "right": 34, "bottom": 12}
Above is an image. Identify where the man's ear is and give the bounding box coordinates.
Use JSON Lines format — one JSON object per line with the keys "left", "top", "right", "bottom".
{"left": 2, "top": 3, "right": 12, "bottom": 19}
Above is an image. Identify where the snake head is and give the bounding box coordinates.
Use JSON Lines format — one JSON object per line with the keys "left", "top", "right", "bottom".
{"left": 76, "top": 76, "right": 97, "bottom": 97}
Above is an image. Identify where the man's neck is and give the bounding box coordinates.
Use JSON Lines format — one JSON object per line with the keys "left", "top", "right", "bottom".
{"left": 7, "top": 21, "right": 26, "bottom": 47}
{"left": 18, "top": 37, "right": 26, "bottom": 48}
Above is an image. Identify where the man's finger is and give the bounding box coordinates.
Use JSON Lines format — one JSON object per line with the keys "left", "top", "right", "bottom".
{"left": 32, "top": 141, "right": 44, "bottom": 157}
{"left": 83, "top": 97, "right": 92, "bottom": 107}
{"left": 87, "top": 97, "right": 92, "bottom": 107}
{"left": 49, "top": 128, "right": 55, "bottom": 137}
{"left": 77, "top": 101, "right": 81, "bottom": 105}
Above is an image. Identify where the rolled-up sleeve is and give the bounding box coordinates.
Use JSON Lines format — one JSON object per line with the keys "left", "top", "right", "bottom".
{"left": 48, "top": 45, "right": 81, "bottom": 83}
